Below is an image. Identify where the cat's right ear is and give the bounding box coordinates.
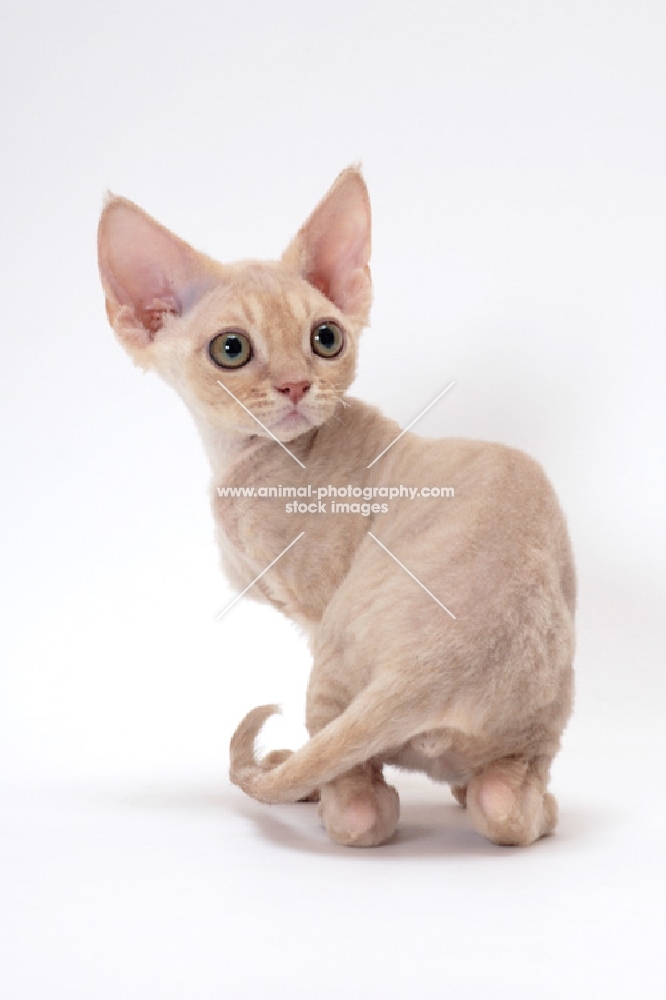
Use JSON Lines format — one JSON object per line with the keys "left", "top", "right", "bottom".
{"left": 281, "top": 166, "right": 372, "bottom": 325}
{"left": 97, "top": 195, "right": 215, "bottom": 353}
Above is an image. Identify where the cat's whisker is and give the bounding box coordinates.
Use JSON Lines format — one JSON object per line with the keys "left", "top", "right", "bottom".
{"left": 215, "top": 380, "right": 306, "bottom": 468}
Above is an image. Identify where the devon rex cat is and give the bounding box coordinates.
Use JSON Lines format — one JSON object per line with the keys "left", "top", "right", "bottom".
{"left": 98, "top": 167, "right": 575, "bottom": 848}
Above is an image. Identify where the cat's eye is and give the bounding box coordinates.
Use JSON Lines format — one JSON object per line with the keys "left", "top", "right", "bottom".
{"left": 311, "top": 321, "right": 344, "bottom": 359}
{"left": 209, "top": 330, "right": 253, "bottom": 369}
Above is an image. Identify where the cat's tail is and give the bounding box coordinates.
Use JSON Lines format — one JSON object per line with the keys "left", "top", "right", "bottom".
{"left": 229, "top": 684, "right": 418, "bottom": 804}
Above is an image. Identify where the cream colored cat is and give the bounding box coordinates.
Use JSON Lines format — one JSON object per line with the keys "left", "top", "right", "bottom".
{"left": 98, "top": 168, "right": 575, "bottom": 848}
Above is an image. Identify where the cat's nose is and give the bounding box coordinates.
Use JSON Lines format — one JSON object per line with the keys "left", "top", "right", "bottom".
{"left": 276, "top": 380, "right": 311, "bottom": 405}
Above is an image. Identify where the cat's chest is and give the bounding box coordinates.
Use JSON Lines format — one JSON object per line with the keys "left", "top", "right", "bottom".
{"left": 210, "top": 452, "right": 367, "bottom": 625}
{"left": 214, "top": 490, "right": 292, "bottom": 597}
{"left": 211, "top": 474, "right": 328, "bottom": 624}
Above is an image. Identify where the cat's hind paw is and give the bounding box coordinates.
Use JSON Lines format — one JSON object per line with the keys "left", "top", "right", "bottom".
{"left": 466, "top": 760, "right": 557, "bottom": 846}
{"left": 318, "top": 764, "right": 400, "bottom": 847}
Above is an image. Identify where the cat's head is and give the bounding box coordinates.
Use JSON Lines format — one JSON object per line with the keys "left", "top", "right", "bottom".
{"left": 97, "top": 167, "right": 371, "bottom": 443}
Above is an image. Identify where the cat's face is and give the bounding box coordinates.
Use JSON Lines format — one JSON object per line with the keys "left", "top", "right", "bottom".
{"left": 98, "top": 168, "right": 372, "bottom": 443}
{"left": 145, "top": 263, "right": 360, "bottom": 443}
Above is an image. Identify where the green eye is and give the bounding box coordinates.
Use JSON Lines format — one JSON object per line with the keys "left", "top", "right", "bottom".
{"left": 311, "top": 321, "right": 344, "bottom": 358}
{"left": 209, "top": 331, "right": 252, "bottom": 369}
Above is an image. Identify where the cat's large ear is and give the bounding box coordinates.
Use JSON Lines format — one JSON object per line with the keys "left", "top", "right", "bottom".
{"left": 282, "top": 166, "right": 372, "bottom": 325}
{"left": 98, "top": 196, "right": 216, "bottom": 351}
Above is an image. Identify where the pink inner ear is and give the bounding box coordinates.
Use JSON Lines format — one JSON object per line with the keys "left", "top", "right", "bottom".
{"left": 308, "top": 231, "right": 361, "bottom": 304}
{"left": 290, "top": 171, "right": 372, "bottom": 317}
{"left": 115, "top": 261, "right": 182, "bottom": 335}
{"left": 98, "top": 198, "right": 209, "bottom": 343}
{"left": 140, "top": 294, "right": 180, "bottom": 334}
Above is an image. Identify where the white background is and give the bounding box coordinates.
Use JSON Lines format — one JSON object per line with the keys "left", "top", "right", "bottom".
{"left": 1, "top": 1, "right": 665, "bottom": 997}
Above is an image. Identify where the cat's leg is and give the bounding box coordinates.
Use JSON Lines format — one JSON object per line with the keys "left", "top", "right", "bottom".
{"left": 465, "top": 757, "right": 557, "bottom": 846}
{"left": 305, "top": 694, "right": 400, "bottom": 847}
{"left": 317, "top": 761, "right": 400, "bottom": 848}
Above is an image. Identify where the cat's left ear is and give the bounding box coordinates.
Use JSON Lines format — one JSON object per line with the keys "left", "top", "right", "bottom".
{"left": 282, "top": 166, "right": 372, "bottom": 325}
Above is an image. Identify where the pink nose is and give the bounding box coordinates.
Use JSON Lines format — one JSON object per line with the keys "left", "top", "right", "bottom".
{"left": 276, "top": 380, "right": 311, "bottom": 405}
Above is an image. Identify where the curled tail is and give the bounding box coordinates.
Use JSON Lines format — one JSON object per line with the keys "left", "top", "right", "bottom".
{"left": 229, "top": 685, "right": 418, "bottom": 804}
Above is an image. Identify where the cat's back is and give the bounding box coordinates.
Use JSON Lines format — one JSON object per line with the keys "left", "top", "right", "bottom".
{"left": 330, "top": 396, "right": 573, "bottom": 568}
{"left": 355, "top": 408, "right": 576, "bottom": 615}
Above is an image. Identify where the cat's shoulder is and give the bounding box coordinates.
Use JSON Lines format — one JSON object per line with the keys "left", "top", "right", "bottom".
{"left": 415, "top": 434, "right": 558, "bottom": 499}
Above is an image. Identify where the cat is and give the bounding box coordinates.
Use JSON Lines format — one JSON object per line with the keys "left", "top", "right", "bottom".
{"left": 97, "top": 167, "right": 575, "bottom": 848}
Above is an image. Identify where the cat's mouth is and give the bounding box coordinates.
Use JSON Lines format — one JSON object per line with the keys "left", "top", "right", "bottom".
{"left": 269, "top": 407, "right": 314, "bottom": 440}
{"left": 269, "top": 397, "right": 337, "bottom": 440}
